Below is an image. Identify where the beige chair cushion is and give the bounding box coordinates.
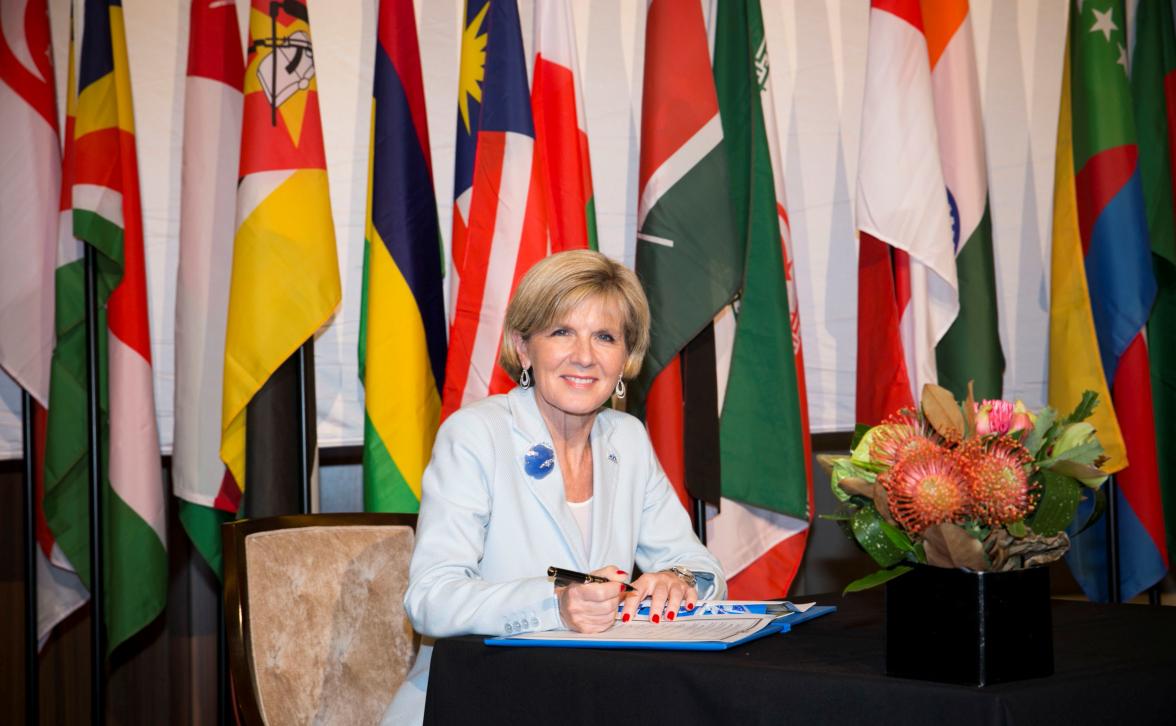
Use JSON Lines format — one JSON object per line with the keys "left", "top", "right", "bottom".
{"left": 245, "top": 525, "right": 416, "bottom": 726}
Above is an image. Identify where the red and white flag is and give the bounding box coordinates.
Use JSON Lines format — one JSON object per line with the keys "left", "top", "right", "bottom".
{"left": 856, "top": 0, "right": 958, "bottom": 424}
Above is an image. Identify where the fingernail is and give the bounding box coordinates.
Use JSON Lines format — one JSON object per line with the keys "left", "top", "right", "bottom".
{"left": 622, "top": 613, "right": 630, "bottom": 623}
{"left": 619, "top": 584, "right": 625, "bottom": 593}
{"left": 687, "top": 602, "right": 694, "bottom": 610}
{"left": 651, "top": 614, "right": 660, "bottom": 624}
{"left": 616, "top": 570, "right": 627, "bottom": 575}
{"left": 667, "top": 611, "right": 675, "bottom": 621}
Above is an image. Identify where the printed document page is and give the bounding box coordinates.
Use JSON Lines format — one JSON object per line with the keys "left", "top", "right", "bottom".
{"left": 500, "top": 614, "right": 780, "bottom": 644}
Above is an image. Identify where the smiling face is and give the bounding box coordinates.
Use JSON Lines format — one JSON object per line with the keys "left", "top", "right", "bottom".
{"left": 515, "top": 295, "right": 628, "bottom": 428}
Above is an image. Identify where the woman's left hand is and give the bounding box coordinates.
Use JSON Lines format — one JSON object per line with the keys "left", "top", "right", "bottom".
{"left": 619, "top": 570, "right": 698, "bottom": 624}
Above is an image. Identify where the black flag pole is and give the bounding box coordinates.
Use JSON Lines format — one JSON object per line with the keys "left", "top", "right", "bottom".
{"left": 22, "top": 390, "right": 39, "bottom": 725}
{"left": 681, "top": 323, "right": 723, "bottom": 545}
{"left": 83, "top": 244, "right": 106, "bottom": 723}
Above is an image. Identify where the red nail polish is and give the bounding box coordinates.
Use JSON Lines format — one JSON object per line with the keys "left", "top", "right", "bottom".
{"left": 619, "top": 583, "right": 625, "bottom": 593}
{"left": 616, "top": 570, "right": 627, "bottom": 575}
{"left": 651, "top": 614, "right": 660, "bottom": 624}
{"left": 622, "top": 613, "right": 630, "bottom": 623}
{"left": 687, "top": 602, "right": 694, "bottom": 610}
{"left": 667, "top": 611, "right": 676, "bottom": 621}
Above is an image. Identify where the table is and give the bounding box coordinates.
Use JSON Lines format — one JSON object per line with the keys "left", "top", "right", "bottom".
{"left": 423, "top": 591, "right": 1176, "bottom": 725}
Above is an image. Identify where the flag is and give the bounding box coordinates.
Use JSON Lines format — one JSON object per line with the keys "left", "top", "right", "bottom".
{"left": 924, "top": 0, "right": 1004, "bottom": 401}
{"left": 221, "top": 0, "right": 341, "bottom": 505}
{"left": 359, "top": 0, "right": 447, "bottom": 513}
{"left": 710, "top": 0, "right": 811, "bottom": 598}
{"left": 856, "top": 0, "right": 958, "bottom": 425}
{"left": 1132, "top": 0, "right": 1176, "bottom": 572}
{"left": 532, "top": 0, "right": 597, "bottom": 251}
{"left": 44, "top": 0, "right": 167, "bottom": 652}
{"left": 1053, "top": 0, "right": 1166, "bottom": 602}
{"left": 173, "top": 0, "right": 245, "bottom": 577}
{"left": 441, "top": 0, "right": 547, "bottom": 418}
{"left": 0, "top": 0, "right": 88, "bottom": 644}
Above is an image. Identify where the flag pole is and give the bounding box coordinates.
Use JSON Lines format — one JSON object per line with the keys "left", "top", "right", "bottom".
{"left": 83, "top": 244, "right": 106, "bottom": 722}
{"left": 297, "top": 341, "right": 311, "bottom": 514}
{"left": 1105, "top": 476, "right": 1121, "bottom": 603}
{"left": 22, "top": 390, "right": 39, "bottom": 724}
{"left": 681, "top": 325, "right": 722, "bottom": 545}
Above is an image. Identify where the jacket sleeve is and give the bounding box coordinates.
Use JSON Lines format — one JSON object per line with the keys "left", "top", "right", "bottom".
{"left": 402, "top": 409, "right": 563, "bottom": 638}
{"left": 629, "top": 420, "right": 728, "bottom": 600}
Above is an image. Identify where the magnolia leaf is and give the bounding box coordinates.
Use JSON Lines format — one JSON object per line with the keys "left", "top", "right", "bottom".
{"left": 1073, "top": 486, "right": 1107, "bottom": 536}
{"left": 922, "top": 523, "right": 990, "bottom": 571}
{"left": 839, "top": 477, "right": 875, "bottom": 499}
{"left": 850, "top": 423, "right": 872, "bottom": 451}
{"left": 873, "top": 484, "right": 898, "bottom": 525}
{"left": 1062, "top": 390, "right": 1099, "bottom": 425}
{"left": 1022, "top": 406, "right": 1057, "bottom": 458}
{"left": 831, "top": 458, "right": 879, "bottom": 502}
{"left": 851, "top": 506, "right": 907, "bottom": 568}
{"left": 1046, "top": 458, "right": 1108, "bottom": 486}
{"left": 921, "top": 383, "right": 965, "bottom": 441}
{"left": 843, "top": 565, "right": 914, "bottom": 594}
{"left": 816, "top": 453, "right": 840, "bottom": 476}
{"left": 1027, "top": 470, "right": 1082, "bottom": 536}
{"left": 965, "top": 380, "right": 978, "bottom": 439}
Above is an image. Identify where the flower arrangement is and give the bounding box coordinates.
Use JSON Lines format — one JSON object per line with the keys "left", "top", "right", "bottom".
{"left": 825, "top": 384, "right": 1110, "bottom": 592}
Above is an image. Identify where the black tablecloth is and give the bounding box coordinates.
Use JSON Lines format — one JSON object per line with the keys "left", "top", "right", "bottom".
{"left": 423, "top": 591, "right": 1176, "bottom": 725}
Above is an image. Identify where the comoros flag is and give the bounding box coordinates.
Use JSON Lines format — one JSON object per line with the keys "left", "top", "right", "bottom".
{"left": 441, "top": 0, "right": 547, "bottom": 418}
{"left": 1054, "top": 0, "right": 1166, "bottom": 602}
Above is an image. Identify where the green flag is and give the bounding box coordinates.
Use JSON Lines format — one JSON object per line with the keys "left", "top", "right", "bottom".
{"left": 1131, "top": 0, "right": 1176, "bottom": 570}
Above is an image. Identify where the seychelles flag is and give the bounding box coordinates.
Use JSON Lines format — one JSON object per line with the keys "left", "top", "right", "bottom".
{"left": 1051, "top": 0, "right": 1167, "bottom": 602}
{"left": 441, "top": 0, "right": 547, "bottom": 417}
{"left": 359, "top": 0, "right": 447, "bottom": 513}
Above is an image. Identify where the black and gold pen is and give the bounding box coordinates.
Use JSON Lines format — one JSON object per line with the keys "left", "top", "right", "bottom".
{"left": 547, "top": 566, "right": 638, "bottom": 592}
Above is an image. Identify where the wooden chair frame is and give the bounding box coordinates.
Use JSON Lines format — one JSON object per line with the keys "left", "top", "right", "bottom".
{"left": 222, "top": 513, "right": 418, "bottom": 725}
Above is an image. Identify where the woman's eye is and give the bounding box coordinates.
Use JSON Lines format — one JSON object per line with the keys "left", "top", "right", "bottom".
{"left": 550, "top": 328, "right": 570, "bottom": 336}
{"left": 596, "top": 332, "right": 616, "bottom": 343}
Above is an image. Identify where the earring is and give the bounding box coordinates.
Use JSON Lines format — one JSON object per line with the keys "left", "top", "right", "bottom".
{"left": 520, "top": 367, "right": 532, "bottom": 388}
{"left": 614, "top": 376, "right": 626, "bottom": 399}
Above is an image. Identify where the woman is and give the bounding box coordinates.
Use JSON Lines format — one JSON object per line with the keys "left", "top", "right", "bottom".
{"left": 384, "top": 250, "right": 724, "bottom": 724}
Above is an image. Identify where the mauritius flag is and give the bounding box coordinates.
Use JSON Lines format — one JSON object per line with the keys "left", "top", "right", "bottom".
{"left": 43, "top": 0, "right": 167, "bottom": 652}
{"left": 441, "top": 0, "right": 547, "bottom": 417}
{"left": 1051, "top": 0, "right": 1167, "bottom": 602}
{"left": 359, "top": 0, "right": 447, "bottom": 513}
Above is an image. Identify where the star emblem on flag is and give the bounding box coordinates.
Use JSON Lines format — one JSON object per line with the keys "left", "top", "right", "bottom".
{"left": 1090, "top": 6, "right": 1117, "bottom": 42}
{"left": 458, "top": 2, "right": 489, "bottom": 134}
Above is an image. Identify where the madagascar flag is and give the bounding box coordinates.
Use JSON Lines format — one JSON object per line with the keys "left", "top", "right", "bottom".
{"left": 359, "top": 0, "right": 446, "bottom": 513}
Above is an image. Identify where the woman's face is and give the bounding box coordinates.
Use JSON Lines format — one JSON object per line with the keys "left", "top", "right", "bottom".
{"left": 517, "top": 295, "right": 628, "bottom": 422}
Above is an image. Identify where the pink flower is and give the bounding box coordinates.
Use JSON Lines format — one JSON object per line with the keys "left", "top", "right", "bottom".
{"left": 974, "top": 400, "right": 1034, "bottom": 436}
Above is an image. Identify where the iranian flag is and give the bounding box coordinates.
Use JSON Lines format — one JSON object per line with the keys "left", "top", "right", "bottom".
{"left": 173, "top": 0, "right": 244, "bottom": 576}
{"left": 924, "top": 0, "right": 1004, "bottom": 401}
{"left": 856, "top": 0, "right": 959, "bottom": 425}
{"left": 0, "top": 0, "right": 88, "bottom": 643}
{"left": 633, "top": 0, "right": 743, "bottom": 518}
{"left": 532, "top": 0, "right": 596, "bottom": 251}
{"left": 709, "top": 0, "right": 811, "bottom": 598}
{"left": 44, "top": 0, "right": 167, "bottom": 651}
{"left": 1131, "top": 0, "right": 1176, "bottom": 571}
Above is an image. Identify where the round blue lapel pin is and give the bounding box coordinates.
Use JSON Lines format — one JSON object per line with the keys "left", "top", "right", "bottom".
{"left": 524, "top": 443, "right": 555, "bottom": 479}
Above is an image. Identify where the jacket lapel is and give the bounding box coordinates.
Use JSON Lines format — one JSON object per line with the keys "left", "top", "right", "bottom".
{"left": 588, "top": 412, "right": 619, "bottom": 568}
{"left": 508, "top": 387, "right": 589, "bottom": 568}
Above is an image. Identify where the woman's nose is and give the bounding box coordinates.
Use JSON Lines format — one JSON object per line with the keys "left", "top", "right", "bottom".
{"left": 570, "top": 334, "right": 593, "bottom": 365}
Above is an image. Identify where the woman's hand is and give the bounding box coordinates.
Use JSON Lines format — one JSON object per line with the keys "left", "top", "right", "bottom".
{"left": 619, "top": 570, "right": 698, "bottom": 624}
{"left": 557, "top": 565, "right": 629, "bottom": 633}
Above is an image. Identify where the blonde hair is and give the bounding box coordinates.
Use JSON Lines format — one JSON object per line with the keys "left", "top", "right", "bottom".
{"left": 500, "top": 250, "right": 650, "bottom": 379}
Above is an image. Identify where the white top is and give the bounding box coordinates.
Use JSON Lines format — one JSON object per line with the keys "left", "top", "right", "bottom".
{"left": 567, "top": 496, "right": 594, "bottom": 556}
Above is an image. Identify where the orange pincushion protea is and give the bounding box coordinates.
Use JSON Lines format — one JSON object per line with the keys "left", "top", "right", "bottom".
{"left": 869, "top": 412, "right": 940, "bottom": 468}
{"left": 957, "top": 438, "right": 1037, "bottom": 526}
{"left": 879, "top": 449, "right": 970, "bottom": 533}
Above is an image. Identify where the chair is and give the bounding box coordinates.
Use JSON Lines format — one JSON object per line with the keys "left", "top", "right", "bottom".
{"left": 223, "top": 513, "right": 418, "bottom": 725}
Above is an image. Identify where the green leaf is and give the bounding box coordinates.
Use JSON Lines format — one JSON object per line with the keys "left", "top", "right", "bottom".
{"left": 819, "top": 513, "right": 853, "bottom": 522}
{"left": 1061, "top": 390, "right": 1099, "bottom": 425}
{"left": 830, "top": 459, "right": 878, "bottom": 501}
{"left": 851, "top": 506, "right": 908, "bottom": 568}
{"left": 849, "top": 423, "right": 872, "bottom": 451}
{"left": 1027, "top": 470, "right": 1082, "bottom": 536}
{"left": 1072, "top": 486, "right": 1107, "bottom": 536}
{"left": 878, "top": 517, "right": 917, "bottom": 554}
{"left": 1022, "top": 406, "right": 1057, "bottom": 457}
{"left": 1006, "top": 520, "right": 1028, "bottom": 538}
{"left": 843, "top": 565, "right": 914, "bottom": 594}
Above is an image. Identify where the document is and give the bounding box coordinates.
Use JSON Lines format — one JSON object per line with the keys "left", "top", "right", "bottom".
{"left": 501, "top": 614, "right": 781, "bottom": 645}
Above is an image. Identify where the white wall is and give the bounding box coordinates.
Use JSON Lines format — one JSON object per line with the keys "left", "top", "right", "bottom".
{"left": 0, "top": 0, "right": 1068, "bottom": 457}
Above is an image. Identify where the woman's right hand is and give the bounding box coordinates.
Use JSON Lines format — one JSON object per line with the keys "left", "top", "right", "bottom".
{"left": 556, "top": 565, "right": 628, "bottom": 633}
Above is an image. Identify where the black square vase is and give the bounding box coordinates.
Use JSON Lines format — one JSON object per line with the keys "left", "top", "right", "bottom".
{"left": 885, "top": 564, "right": 1053, "bottom": 686}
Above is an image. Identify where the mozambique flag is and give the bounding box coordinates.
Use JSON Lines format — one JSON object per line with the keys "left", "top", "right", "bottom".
{"left": 221, "top": 0, "right": 341, "bottom": 497}
{"left": 1052, "top": 0, "right": 1166, "bottom": 602}
{"left": 44, "top": 0, "right": 167, "bottom": 652}
{"left": 1131, "top": 0, "right": 1176, "bottom": 572}
{"left": 359, "top": 0, "right": 447, "bottom": 513}
{"left": 925, "top": 0, "right": 1004, "bottom": 401}
{"left": 711, "top": 0, "right": 811, "bottom": 598}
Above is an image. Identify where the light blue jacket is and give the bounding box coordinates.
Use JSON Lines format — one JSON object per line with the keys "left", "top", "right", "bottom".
{"left": 404, "top": 385, "right": 726, "bottom": 639}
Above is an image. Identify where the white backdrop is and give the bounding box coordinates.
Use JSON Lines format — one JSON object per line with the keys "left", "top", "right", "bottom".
{"left": 0, "top": 0, "right": 1068, "bottom": 457}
